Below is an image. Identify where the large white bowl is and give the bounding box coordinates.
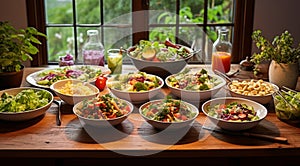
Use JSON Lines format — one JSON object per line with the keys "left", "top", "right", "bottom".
{"left": 139, "top": 99, "right": 199, "bottom": 130}
{"left": 127, "top": 45, "right": 195, "bottom": 78}
{"left": 73, "top": 96, "right": 133, "bottom": 127}
{"left": 227, "top": 79, "right": 278, "bottom": 105}
{"left": 107, "top": 73, "right": 164, "bottom": 104}
{"left": 0, "top": 87, "right": 53, "bottom": 121}
{"left": 50, "top": 79, "right": 99, "bottom": 105}
{"left": 165, "top": 73, "right": 226, "bottom": 103}
{"left": 202, "top": 97, "right": 268, "bottom": 131}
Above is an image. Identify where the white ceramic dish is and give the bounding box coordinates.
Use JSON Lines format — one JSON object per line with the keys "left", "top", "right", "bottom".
{"left": 227, "top": 79, "right": 278, "bottom": 105}
{"left": 139, "top": 99, "right": 199, "bottom": 130}
{"left": 202, "top": 97, "right": 268, "bottom": 131}
{"left": 107, "top": 73, "right": 164, "bottom": 104}
{"left": 50, "top": 79, "right": 99, "bottom": 105}
{"left": 0, "top": 87, "right": 53, "bottom": 121}
{"left": 127, "top": 45, "right": 196, "bottom": 78}
{"left": 165, "top": 73, "right": 226, "bottom": 103}
{"left": 73, "top": 96, "right": 133, "bottom": 127}
{"left": 26, "top": 65, "right": 111, "bottom": 89}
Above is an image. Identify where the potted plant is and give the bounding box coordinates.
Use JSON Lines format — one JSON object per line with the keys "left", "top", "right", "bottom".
{"left": 251, "top": 30, "right": 300, "bottom": 89}
{"left": 0, "top": 21, "right": 46, "bottom": 89}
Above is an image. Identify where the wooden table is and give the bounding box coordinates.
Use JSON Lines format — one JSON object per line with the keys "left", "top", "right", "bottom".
{"left": 1, "top": 64, "right": 300, "bottom": 166}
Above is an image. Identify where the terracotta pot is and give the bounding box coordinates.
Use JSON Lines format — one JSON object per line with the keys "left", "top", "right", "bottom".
{"left": 0, "top": 65, "right": 24, "bottom": 90}
{"left": 268, "top": 60, "right": 299, "bottom": 89}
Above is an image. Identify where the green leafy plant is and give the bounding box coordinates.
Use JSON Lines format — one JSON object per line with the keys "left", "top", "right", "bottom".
{"left": 251, "top": 30, "right": 300, "bottom": 65}
{"left": 0, "top": 21, "right": 46, "bottom": 72}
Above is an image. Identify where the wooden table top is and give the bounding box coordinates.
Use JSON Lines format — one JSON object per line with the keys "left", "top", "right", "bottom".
{"left": 1, "top": 64, "right": 300, "bottom": 161}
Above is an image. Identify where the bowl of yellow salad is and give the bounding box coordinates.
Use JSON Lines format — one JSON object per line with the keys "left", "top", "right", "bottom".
{"left": 50, "top": 79, "right": 99, "bottom": 105}
{"left": 139, "top": 97, "right": 199, "bottom": 130}
{"left": 107, "top": 72, "right": 164, "bottom": 104}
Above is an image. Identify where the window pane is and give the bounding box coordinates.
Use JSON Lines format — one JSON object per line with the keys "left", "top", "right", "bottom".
{"left": 149, "top": 27, "right": 176, "bottom": 42}
{"left": 103, "top": 27, "right": 132, "bottom": 50}
{"left": 207, "top": 0, "right": 234, "bottom": 23}
{"left": 103, "top": 0, "right": 131, "bottom": 24}
{"left": 45, "top": 0, "right": 73, "bottom": 24}
{"left": 179, "top": 0, "right": 204, "bottom": 24}
{"left": 149, "top": 0, "right": 176, "bottom": 24}
{"left": 76, "top": 0, "right": 101, "bottom": 24}
{"left": 47, "top": 27, "right": 74, "bottom": 62}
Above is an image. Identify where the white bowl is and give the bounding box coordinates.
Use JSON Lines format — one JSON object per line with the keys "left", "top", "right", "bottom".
{"left": 73, "top": 95, "right": 133, "bottom": 127}
{"left": 227, "top": 79, "right": 278, "bottom": 105}
{"left": 50, "top": 79, "right": 99, "bottom": 105}
{"left": 139, "top": 99, "right": 199, "bottom": 130}
{"left": 165, "top": 73, "right": 226, "bottom": 103}
{"left": 0, "top": 87, "right": 53, "bottom": 121}
{"left": 107, "top": 73, "right": 164, "bottom": 104}
{"left": 202, "top": 97, "right": 268, "bottom": 131}
{"left": 127, "top": 45, "right": 195, "bottom": 78}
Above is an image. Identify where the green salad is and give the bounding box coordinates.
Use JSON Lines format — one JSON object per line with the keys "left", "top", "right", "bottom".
{"left": 274, "top": 90, "right": 300, "bottom": 120}
{"left": 167, "top": 68, "right": 221, "bottom": 91}
{"left": 0, "top": 89, "right": 51, "bottom": 113}
{"left": 129, "top": 40, "right": 190, "bottom": 62}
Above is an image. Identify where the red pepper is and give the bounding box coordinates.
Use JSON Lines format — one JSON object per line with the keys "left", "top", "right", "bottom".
{"left": 95, "top": 75, "right": 107, "bottom": 91}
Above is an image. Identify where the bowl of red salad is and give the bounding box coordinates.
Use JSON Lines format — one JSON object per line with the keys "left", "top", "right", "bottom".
{"left": 202, "top": 97, "right": 267, "bottom": 131}
{"left": 139, "top": 97, "right": 199, "bottom": 130}
{"left": 73, "top": 94, "right": 133, "bottom": 127}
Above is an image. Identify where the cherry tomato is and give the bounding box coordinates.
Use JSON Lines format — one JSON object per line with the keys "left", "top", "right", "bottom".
{"left": 95, "top": 76, "right": 107, "bottom": 91}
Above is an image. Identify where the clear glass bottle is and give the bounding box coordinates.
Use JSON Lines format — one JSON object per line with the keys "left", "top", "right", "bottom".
{"left": 212, "top": 28, "right": 232, "bottom": 73}
{"left": 82, "top": 30, "right": 105, "bottom": 66}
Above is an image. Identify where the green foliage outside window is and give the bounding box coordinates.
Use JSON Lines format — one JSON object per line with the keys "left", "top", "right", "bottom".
{"left": 45, "top": 0, "right": 232, "bottom": 63}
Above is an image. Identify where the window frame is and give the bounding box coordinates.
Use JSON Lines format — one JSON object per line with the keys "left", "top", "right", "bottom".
{"left": 26, "top": 0, "right": 255, "bottom": 66}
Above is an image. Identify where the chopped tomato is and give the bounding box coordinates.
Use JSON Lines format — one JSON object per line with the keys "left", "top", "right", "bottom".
{"left": 108, "top": 113, "right": 117, "bottom": 119}
{"left": 219, "top": 104, "right": 226, "bottom": 109}
{"left": 174, "top": 113, "right": 181, "bottom": 119}
{"left": 95, "top": 75, "right": 107, "bottom": 91}
{"left": 181, "top": 115, "right": 187, "bottom": 121}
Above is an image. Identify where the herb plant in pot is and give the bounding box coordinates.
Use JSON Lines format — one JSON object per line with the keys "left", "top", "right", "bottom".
{"left": 0, "top": 21, "right": 46, "bottom": 89}
{"left": 251, "top": 30, "right": 300, "bottom": 89}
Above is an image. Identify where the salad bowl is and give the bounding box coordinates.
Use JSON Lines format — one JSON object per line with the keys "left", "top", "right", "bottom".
{"left": 0, "top": 87, "right": 53, "bottom": 121}
{"left": 202, "top": 97, "right": 267, "bottom": 131}
{"left": 127, "top": 40, "right": 199, "bottom": 78}
{"left": 139, "top": 98, "right": 199, "bottom": 130}
{"left": 107, "top": 72, "right": 164, "bottom": 104}
{"left": 73, "top": 94, "right": 133, "bottom": 127}
{"left": 165, "top": 68, "right": 226, "bottom": 103}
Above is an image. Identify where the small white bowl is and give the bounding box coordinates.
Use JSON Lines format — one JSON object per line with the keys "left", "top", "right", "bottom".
{"left": 0, "top": 87, "right": 53, "bottom": 121}
{"left": 73, "top": 96, "right": 133, "bottom": 127}
{"left": 227, "top": 79, "right": 278, "bottom": 105}
{"left": 202, "top": 97, "right": 268, "bottom": 131}
{"left": 50, "top": 79, "right": 99, "bottom": 105}
{"left": 139, "top": 99, "right": 199, "bottom": 130}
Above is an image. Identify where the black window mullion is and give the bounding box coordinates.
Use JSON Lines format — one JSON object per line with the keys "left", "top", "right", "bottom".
{"left": 72, "top": 0, "right": 79, "bottom": 64}
{"left": 175, "top": 0, "right": 180, "bottom": 44}
{"left": 100, "top": 0, "right": 104, "bottom": 45}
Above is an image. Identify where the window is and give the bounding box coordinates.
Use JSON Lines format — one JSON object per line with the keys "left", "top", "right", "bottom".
{"left": 26, "top": 0, "right": 254, "bottom": 66}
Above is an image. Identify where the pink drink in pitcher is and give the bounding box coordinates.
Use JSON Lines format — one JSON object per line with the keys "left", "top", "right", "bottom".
{"left": 83, "top": 50, "right": 105, "bottom": 66}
